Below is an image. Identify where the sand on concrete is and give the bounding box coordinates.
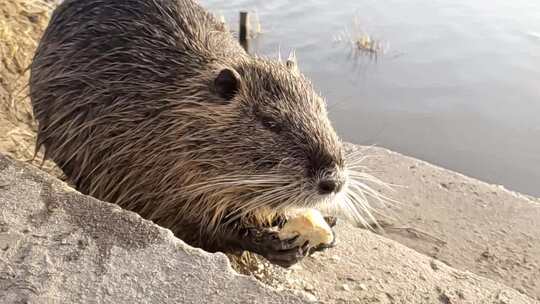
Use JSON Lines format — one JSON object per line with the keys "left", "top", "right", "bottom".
{"left": 351, "top": 145, "right": 540, "bottom": 300}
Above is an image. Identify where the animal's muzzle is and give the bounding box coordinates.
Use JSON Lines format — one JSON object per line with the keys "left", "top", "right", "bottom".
{"left": 317, "top": 168, "right": 346, "bottom": 195}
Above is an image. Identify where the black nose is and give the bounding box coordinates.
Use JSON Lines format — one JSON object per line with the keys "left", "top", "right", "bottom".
{"left": 318, "top": 178, "right": 343, "bottom": 195}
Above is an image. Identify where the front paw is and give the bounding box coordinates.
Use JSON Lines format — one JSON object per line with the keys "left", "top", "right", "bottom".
{"left": 243, "top": 228, "right": 310, "bottom": 268}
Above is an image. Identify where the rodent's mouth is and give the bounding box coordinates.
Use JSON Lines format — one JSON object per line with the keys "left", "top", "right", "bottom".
{"left": 309, "top": 193, "right": 341, "bottom": 209}
{"left": 285, "top": 172, "right": 349, "bottom": 209}
{"left": 313, "top": 180, "right": 349, "bottom": 206}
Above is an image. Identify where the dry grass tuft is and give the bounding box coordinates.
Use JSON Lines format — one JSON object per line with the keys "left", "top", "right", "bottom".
{"left": 0, "top": 0, "right": 52, "bottom": 121}
{"left": 0, "top": 0, "right": 60, "bottom": 177}
{"left": 334, "top": 16, "right": 388, "bottom": 60}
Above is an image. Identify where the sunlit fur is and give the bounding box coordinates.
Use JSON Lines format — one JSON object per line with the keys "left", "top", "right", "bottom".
{"left": 29, "top": 0, "right": 388, "bottom": 252}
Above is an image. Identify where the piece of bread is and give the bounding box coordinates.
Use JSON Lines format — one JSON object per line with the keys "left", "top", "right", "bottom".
{"left": 279, "top": 209, "right": 334, "bottom": 247}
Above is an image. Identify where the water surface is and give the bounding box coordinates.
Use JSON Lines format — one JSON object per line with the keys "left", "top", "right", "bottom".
{"left": 201, "top": 0, "right": 540, "bottom": 197}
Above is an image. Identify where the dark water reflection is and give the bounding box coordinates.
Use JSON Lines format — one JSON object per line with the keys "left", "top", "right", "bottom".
{"left": 201, "top": 0, "right": 540, "bottom": 197}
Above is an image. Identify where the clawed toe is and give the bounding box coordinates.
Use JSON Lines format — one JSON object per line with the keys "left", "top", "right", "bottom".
{"left": 243, "top": 228, "right": 311, "bottom": 268}
{"left": 323, "top": 215, "right": 338, "bottom": 227}
{"left": 264, "top": 241, "right": 310, "bottom": 268}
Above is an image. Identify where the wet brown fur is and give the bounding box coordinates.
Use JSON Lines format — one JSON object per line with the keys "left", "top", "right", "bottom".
{"left": 29, "top": 0, "right": 345, "bottom": 252}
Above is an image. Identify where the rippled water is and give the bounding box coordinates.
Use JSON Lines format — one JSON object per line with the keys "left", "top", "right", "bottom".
{"left": 201, "top": 0, "right": 540, "bottom": 197}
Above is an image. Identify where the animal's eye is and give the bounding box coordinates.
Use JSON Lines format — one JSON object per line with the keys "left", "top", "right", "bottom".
{"left": 260, "top": 116, "right": 282, "bottom": 133}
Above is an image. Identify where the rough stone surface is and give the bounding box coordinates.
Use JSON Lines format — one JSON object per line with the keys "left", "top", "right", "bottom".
{"left": 0, "top": 154, "right": 311, "bottom": 304}
{"left": 259, "top": 223, "right": 537, "bottom": 304}
{"left": 352, "top": 145, "right": 540, "bottom": 300}
{"left": 2, "top": 151, "right": 538, "bottom": 304}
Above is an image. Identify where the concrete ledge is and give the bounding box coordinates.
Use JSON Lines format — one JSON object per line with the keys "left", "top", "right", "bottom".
{"left": 353, "top": 145, "right": 540, "bottom": 300}
{"left": 0, "top": 154, "right": 311, "bottom": 304}
{"left": 1, "top": 150, "right": 538, "bottom": 303}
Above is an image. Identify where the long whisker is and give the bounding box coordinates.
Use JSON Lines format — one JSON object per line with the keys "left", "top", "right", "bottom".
{"left": 338, "top": 147, "right": 402, "bottom": 228}
{"left": 225, "top": 181, "right": 302, "bottom": 224}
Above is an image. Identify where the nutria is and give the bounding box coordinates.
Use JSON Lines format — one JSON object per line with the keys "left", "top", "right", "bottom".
{"left": 30, "top": 0, "right": 374, "bottom": 267}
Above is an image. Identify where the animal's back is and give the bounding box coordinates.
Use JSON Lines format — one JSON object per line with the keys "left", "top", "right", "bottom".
{"left": 30, "top": 0, "right": 245, "bottom": 192}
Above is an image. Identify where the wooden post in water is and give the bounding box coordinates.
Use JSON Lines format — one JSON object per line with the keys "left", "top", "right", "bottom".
{"left": 239, "top": 11, "right": 249, "bottom": 52}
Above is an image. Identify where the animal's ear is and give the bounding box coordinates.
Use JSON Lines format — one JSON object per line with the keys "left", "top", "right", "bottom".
{"left": 214, "top": 68, "right": 240, "bottom": 101}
